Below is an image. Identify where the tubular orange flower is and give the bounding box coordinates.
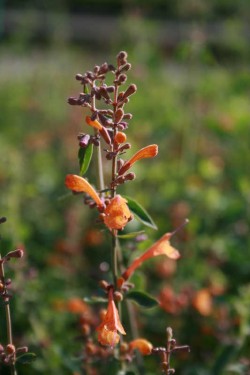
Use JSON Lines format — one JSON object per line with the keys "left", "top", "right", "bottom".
{"left": 103, "top": 195, "right": 132, "bottom": 230}
{"left": 96, "top": 288, "right": 126, "bottom": 347}
{"left": 129, "top": 338, "right": 153, "bottom": 355}
{"left": 121, "top": 232, "right": 180, "bottom": 282}
{"left": 118, "top": 144, "right": 158, "bottom": 175}
{"left": 65, "top": 174, "right": 103, "bottom": 208}
{"left": 85, "top": 116, "right": 103, "bottom": 130}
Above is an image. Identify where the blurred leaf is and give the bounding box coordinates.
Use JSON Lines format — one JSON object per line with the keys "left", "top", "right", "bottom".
{"left": 16, "top": 353, "right": 37, "bottom": 364}
{"left": 212, "top": 345, "right": 238, "bottom": 375}
{"left": 226, "top": 363, "right": 248, "bottom": 374}
{"left": 126, "top": 290, "right": 158, "bottom": 308}
{"left": 124, "top": 196, "right": 157, "bottom": 230}
{"left": 78, "top": 143, "right": 93, "bottom": 176}
{"left": 117, "top": 230, "right": 145, "bottom": 239}
{"left": 83, "top": 296, "right": 107, "bottom": 304}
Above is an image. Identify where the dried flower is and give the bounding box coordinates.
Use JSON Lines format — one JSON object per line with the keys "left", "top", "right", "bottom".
{"left": 103, "top": 195, "right": 132, "bottom": 230}
{"left": 118, "top": 144, "right": 158, "bottom": 175}
{"left": 96, "top": 288, "right": 126, "bottom": 346}
{"left": 65, "top": 174, "right": 104, "bottom": 208}
{"left": 120, "top": 232, "right": 180, "bottom": 283}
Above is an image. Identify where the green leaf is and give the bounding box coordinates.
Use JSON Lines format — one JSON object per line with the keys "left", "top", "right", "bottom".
{"left": 16, "top": 353, "right": 37, "bottom": 364}
{"left": 212, "top": 345, "right": 238, "bottom": 375}
{"left": 78, "top": 143, "right": 93, "bottom": 176}
{"left": 117, "top": 230, "right": 145, "bottom": 239}
{"left": 83, "top": 296, "right": 107, "bottom": 304}
{"left": 126, "top": 290, "right": 159, "bottom": 308}
{"left": 123, "top": 196, "right": 157, "bottom": 230}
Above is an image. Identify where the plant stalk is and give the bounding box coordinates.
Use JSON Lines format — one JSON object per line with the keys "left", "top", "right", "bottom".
{"left": 0, "top": 255, "right": 17, "bottom": 375}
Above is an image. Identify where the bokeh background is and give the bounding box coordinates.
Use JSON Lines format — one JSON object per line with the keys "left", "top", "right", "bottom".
{"left": 0, "top": 1, "right": 250, "bottom": 374}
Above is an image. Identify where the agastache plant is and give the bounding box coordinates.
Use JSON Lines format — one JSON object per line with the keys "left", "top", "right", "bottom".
{"left": 0, "top": 217, "right": 33, "bottom": 375}
{"left": 66, "top": 51, "right": 189, "bottom": 374}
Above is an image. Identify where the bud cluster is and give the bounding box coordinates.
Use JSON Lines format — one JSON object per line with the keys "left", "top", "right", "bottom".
{"left": 67, "top": 51, "right": 138, "bottom": 192}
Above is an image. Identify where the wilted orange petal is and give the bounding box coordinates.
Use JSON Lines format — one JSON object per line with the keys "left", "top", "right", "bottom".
{"left": 129, "top": 338, "right": 153, "bottom": 355}
{"left": 119, "top": 144, "right": 158, "bottom": 175}
{"left": 85, "top": 116, "right": 103, "bottom": 130}
{"left": 192, "top": 289, "right": 213, "bottom": 316}
{"left": 65, "top": 174, "right": 103, "bottom": 208}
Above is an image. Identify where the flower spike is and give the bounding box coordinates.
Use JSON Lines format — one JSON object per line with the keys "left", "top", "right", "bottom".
{"left": 65, "top": 174, "right": 104, "bottom": 208}
{"left": 118, "top": 144, "right": 158, "bottom": 175}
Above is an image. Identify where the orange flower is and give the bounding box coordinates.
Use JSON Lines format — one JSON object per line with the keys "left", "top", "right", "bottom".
{"left": 129, "top": 338, "right": 153, "bottom": 355}
{"left": 65, "top": 174, "right": 104, "bottom": 208}
{"left": 85, "top": 116, "right": 103, "bottom": 130}
{"left": 67, "top": 298, "right": 90, "bottom": 314}
{"left": 192, "top": 288, "right": 213, "bottom": 316}
{"left": 103, "top": 195, "right": 132, "bottom": 230}
{"left": 118, "top": 144, "right": 158, "bottom": 175}
{"left": 96, "top": 288, "right": 126, "bottom": 346}
{"left": 120, "top": 232, "right": 180, "bottom": 283}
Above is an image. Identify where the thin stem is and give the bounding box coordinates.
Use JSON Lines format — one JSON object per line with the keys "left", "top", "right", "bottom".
{"left": 96, "top": 138, "right": 105, "bottom": 193}
{"left": 0, "top": 255, "right": 17, "bottom": 375}
{"left": 111, "top": 232, "right": 118, "bottom": 287}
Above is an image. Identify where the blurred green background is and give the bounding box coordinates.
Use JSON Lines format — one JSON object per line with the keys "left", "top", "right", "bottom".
{"left": 0, "top": 1, "right": 250, "bottom": 374}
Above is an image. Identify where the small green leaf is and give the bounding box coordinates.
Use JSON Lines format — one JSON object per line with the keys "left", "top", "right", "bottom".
{"left": 78, "top": 143, "right": 93, "bottom": 176}
{"left": 126, "top": 290, "right": 159, "bottom": 308}
{"left": 83, "top": 296, "right": 107, "bottom": 304}
{"left": 16, "top": 353, "right": 37, "bottom": 364}
{"left": 124, "top": 196, "right": 157, "bottom": 230}
{"left": 117, "top": 231, "right": 145, "bottom": 239}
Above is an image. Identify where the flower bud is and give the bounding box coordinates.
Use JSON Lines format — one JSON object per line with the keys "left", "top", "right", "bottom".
{"left": 79, "top": 134, "right": 90, "bottom": 148}
{"left": 123, "top": 113, "right": 133, "bottom": 120}
{"left": 67, "top": 97, "right": 78, "bottom": 105}
{"left": 99, "top": 62, "right": 109, "bottom": 74}
{"left": 114, "top": 291, "right": 123, "bottom": 302}
{"left": 99, "top": 280, "right": 109, "bottom": 290}
{"left": 16, "top": 346, "right": 28, "bottom": 354}
{"left": 99, "top": 86, "right": 111, "bottom": 101}
{"left": 81, "top": 323, "right": 91, "bottom": 336}
{"left": 114, "top": 108, "right": 124, "bottom": 124}
{"left": 117, "top": 74, "right": 127, "bottom": 85}
{"left": 123, "top": 84, "right": 137, "bottom": 99}
{"left": 0, "top": 217, "right": 7, "bottom": 224}
{"left": 114, "top": 132, "right": 127, "bottom": 144}
{"left": 6, "top": 344, "right": 15, "bottom": 355}
{"left": 75, "top": 73, "right": 83, "bottom": 81}
{"left": 6, "top": 249, "right": 24, "bottom": 259}
{"left": 124, "top": 172, "right": 136, "bottom": 181}
{"left": 117, "top": 51, "right": 128, "bottom": 65}
{"left": 119, "top": 63, "right": 131, "bottom": 73}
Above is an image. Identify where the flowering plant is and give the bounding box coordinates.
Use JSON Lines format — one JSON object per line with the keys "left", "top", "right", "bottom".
{"left": 66, "top": 51, "right": 189, "bottom": 374}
